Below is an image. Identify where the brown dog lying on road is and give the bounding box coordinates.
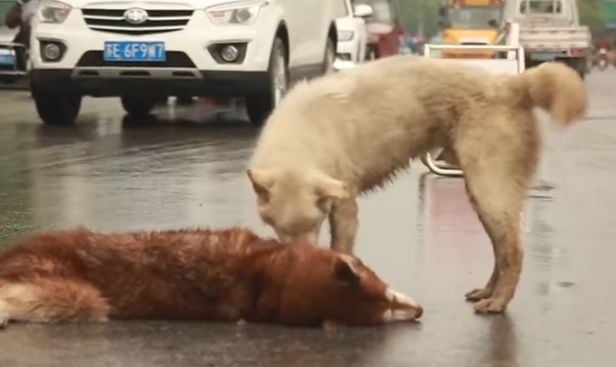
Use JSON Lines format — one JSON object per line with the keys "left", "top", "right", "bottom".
{"left": 0, "top": 227, "right": 422, "bottom": 328}
{"left": 248, "top": 55, "right": 588, "bottom": 314}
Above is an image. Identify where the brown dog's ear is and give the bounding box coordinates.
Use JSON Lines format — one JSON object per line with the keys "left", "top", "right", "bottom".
{"left": 314, "top": 175, "right": 351, "bottom": 201}
{"left": 247, "top": 169, "right": 275, "bottom": 199}
{"left": 334, "top": 255, "right": 361, "bottom": 285}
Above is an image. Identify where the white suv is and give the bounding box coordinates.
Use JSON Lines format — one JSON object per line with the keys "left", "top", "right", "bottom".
{"left": 29, "top": 0, "right": 344, "bottom": 126}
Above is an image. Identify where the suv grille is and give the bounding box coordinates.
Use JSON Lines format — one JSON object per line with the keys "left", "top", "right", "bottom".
{"left": 81, "top": 8, "right": 194, "bottom": 35}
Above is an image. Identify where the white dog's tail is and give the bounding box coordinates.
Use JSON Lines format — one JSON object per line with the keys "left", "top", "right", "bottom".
{"left": 512, "top": 62, "right": 588, "bottom": 127}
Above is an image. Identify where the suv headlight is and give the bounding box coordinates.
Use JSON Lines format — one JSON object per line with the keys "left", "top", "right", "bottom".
{"left": 39, "top": 0, "right": 72, "bottom": 24}
{"left": 206, "top": 0, "right": 268, "bottom": 25}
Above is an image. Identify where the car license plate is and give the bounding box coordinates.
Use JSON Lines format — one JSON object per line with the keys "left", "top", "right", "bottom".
{"left": 103, "top": 41, "right": 166, "bottom": 62}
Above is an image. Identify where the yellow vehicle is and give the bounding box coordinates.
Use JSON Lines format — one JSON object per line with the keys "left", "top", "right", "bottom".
{"left": 437, "top": 0, "right": 504, "bottom": 58}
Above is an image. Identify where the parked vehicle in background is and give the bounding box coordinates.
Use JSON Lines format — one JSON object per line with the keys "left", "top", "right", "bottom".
{"left": 0, "top": 0, "right": 29, "bottom": 86}
{"left": 29, "top": 0, "right": 343, "bottom": 127}
{"left": 503, "top": 0, "right": 591, "bottom": 78}
{"left": 437, "top": 0, "right": 504, "bottom": 58}
{"left": 353, "top": 0, "right": 402, "bottom": 60}
{"left": 334, "top": 0, "right": 372, "bottom": 66}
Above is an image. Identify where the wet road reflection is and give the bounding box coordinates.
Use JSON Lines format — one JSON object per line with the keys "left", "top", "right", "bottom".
{"left": 1, "top": 71, "right": 615, "bottom": 366}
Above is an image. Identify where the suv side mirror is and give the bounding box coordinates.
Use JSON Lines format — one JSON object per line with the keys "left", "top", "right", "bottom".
{"left": 353, "top": 4, "right": 374, "bottom": 18}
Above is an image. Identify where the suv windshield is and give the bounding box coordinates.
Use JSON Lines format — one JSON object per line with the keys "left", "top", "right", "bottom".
{"left": 448, "top": 6, "right": 502, "bottom": 29}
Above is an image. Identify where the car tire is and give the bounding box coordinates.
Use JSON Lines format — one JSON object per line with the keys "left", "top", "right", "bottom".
{"left": 121, "top": 96, "right": 156, "bottom": 117}
{"left": 322, "top": 37, "right": 336, "bottom": 74}
{"left": 32, "top": 89, "right": 82, "bottom": 126}
{"left": 246, "top": 37, "right": 288, "bottom": 128}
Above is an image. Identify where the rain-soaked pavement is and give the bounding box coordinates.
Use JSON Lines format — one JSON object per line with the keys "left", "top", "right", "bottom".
{"left": 0, "top": 69, "right": 615, "bottom": 367}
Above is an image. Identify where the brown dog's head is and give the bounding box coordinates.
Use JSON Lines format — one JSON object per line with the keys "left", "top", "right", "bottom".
{"left": 247, "top": 168, "right": 350, "bottom": 244}
{"left": 255, "top": 244, "right": 423, "bottom": 327}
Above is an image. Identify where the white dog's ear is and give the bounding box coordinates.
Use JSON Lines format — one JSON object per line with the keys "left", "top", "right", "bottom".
{"left": 314, "top": 175, "right": 351, "bottom": 201}
{"left": 247, "top": 169, "right": 275, "bottom": 198}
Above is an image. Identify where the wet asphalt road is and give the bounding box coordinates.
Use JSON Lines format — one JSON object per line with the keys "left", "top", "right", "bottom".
{"left": 0, "top": 69, "right": 615, "bottom": 367}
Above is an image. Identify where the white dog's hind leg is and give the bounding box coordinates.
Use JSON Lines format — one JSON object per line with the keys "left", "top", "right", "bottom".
{"left": 329, "top": 198, "right": 359, "bottom": 254}
{"left": 455, "top": 122, "right": 537, "bottom": 313}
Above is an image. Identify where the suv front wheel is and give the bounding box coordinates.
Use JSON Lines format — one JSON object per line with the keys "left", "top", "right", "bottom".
{"left": 322, "top": 37, "right": 336, "bottom": 74}
{"left": 246, "top": 36, "right": 288, "bottom": 128}
{"left": 32, "top": 89, "right": 82, "bottom": 126}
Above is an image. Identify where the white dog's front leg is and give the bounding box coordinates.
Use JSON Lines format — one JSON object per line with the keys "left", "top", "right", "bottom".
{"left": 329, "top": 199, "right": 359, "bottom": 254}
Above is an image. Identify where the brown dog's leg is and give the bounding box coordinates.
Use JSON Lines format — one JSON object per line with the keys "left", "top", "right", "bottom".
{"left": 0, "top": 278, "right": 110, "bottom": 325}
{"left": 329, "top": 198, "right": 359, "bottom": 254}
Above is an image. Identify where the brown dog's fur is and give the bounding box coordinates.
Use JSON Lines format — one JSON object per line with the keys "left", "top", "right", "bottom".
{"left": 0, "top": 227, "right": 422, "bottom": 328}
{"left": 247, "top": 55, "right": 588, "bottom": 314}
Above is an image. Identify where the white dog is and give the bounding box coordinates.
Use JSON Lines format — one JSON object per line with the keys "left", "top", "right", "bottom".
{"left": 247, "top": 55, "right": 587, "bottom": 313}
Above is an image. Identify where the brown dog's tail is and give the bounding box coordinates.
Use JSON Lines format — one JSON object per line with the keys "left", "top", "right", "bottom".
{"left": 512, "top": 62, "right": 588, "bottom": 127}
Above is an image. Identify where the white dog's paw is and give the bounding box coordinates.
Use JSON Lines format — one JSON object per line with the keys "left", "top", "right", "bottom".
{"left": 465, "top": 287, "right": 493, "bottom": 302}
{"left": 473, "top": 298, "right": 508, "bottom": 314}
